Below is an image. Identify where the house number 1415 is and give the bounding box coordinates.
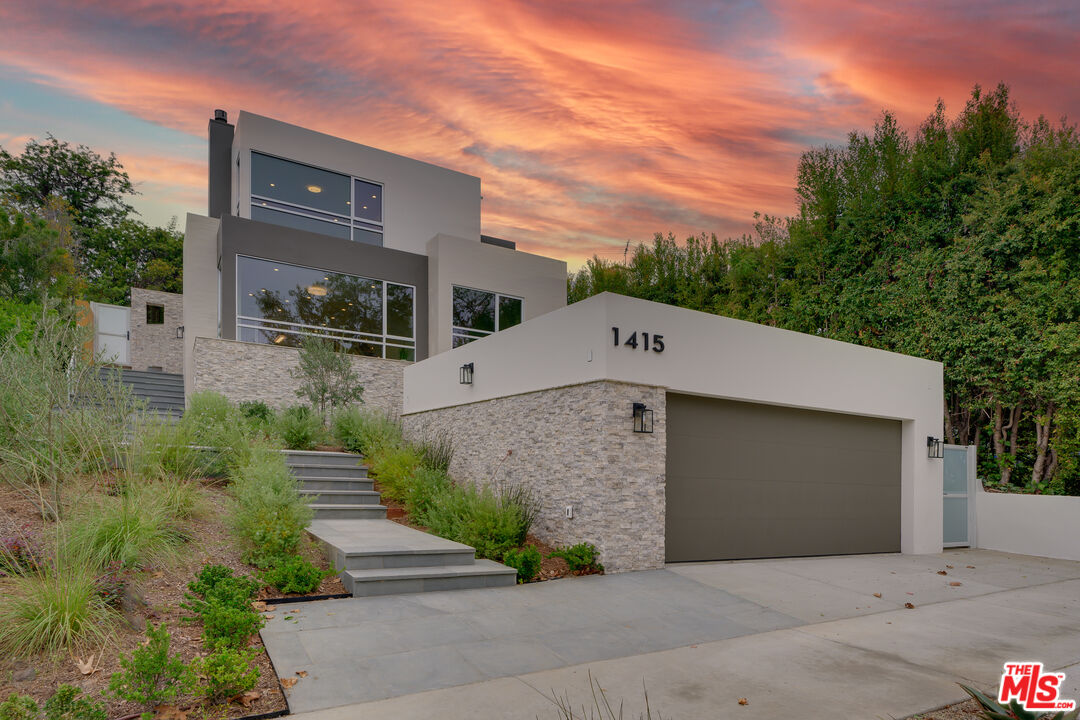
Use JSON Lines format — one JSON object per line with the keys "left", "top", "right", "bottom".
{"left": 612, "top": 327, "right": 665, "bottom": 352}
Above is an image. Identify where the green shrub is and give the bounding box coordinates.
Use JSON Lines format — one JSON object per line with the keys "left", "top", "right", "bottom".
{"left": 369, "top": 445, "right": 422, "bottom": 503}
{"left": 0, "top": 549, "right": 116, "bottom": 655}
{"left": 330, "top": 407, "right": 401, "bottom": 456}
{"left": 181, "top": 565, "right": 263, "bottom": 648}
{"left": 178, "top": 392, "right": 253, "bottom": 476}
{"left": 43, "top": 684, "right": 107, "bottom": 720}
{"left": 0, "top": 297, "right": 43, "bottom": 348}
{"left": 259, "top": 554, "right": 335, "bottom": 594}
{"left": 419, "top": 482, "right": 535, "bottom": 560}
{"left": 549, "top": 543, "right": 604, "bottom": 574}
{"left": 414, "top": 429, "right": 454, "bottom": 474}
{"left": 65, "top": 490, "right": 188, "bottom": 569}
{"left": 126, "top": 418, "right": 201, "bottom": 482}
{"left": 402, "top": 466, "right": 451, "bottom": 518}
{"left": 0, "top": 694, "right": 38, "bottom": 720}
{"left": 502, "top": 545, "right": 542, "bottom": 583}
{"left": 134, "top": 480, "right": 206, "bottom": 521}
{"left": 239, "top": 400, "right": 274, "bottom": 424}
{"left": 192, "top": 643, "right": 259, "bottom": 703}
{"left": 228, "top": 451, "right": 313, "bottom": 566}
{"left": 290, "top": 337, "right": 365, "bottom": 421}
{"left": 109, "top": 623, "right": 192, "bottom": 720}
{"left": 275, "top": 405, "right": 324, "bottom": 451}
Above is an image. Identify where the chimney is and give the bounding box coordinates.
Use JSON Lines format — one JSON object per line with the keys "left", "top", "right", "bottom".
{"left": 207, "top": 109, "right": 234, "bottom": 218}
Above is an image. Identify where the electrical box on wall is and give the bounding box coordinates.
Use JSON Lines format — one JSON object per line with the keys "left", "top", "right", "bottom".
{"left": 565, "top": 505, "right": 574, "bottom": 519}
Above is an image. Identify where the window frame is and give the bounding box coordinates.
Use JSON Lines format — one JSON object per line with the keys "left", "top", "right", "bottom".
{"left": 248, "top": 150, "right": 385, "bottom": 246}
{"left": 234, "top": 254, "right": 416, "bottom": 360}
{"left": 146, "top": 304, "right": 165, "bottom": 325}
{"left": 450, "top": 284, "right": 524, "bottom": 347}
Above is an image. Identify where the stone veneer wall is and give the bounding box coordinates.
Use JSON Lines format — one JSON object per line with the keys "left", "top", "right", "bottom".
{"left": 192, "top": 337, "right": 406, "bottom": 416}
{"left": 402, "top": 380, "right": 666, "bottom": 572}
{"left": 130, "top": 288, "right": 184, "bottom": 373}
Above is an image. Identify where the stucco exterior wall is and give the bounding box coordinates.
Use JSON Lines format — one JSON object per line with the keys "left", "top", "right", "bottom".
{"left": 426, "top": 233, "right": 567, "bottom": 356}
{"left": 231, "top": 112, "right": 481, "bottom": 256}
{"left": 193, "top": 337, "right": 406, "bottom": 416}
{"left": 404, "top": 292, "right": 945, "bottom": 556}
{"left": 403, "top": 380, "right": 666, "bottom": 573}
{"left": 975, "top": 486, "right": 1080, "bottom": 561}
{"left": 182, "top": 213, "right": 220, "bottom": 400}
{"left": 129, "top": 288, "right": 184, "bottom": 373}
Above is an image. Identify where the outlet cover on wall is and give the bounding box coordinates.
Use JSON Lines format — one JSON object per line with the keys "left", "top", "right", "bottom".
{"left": 565, "top": 505, "right": 574, "bottom": 519}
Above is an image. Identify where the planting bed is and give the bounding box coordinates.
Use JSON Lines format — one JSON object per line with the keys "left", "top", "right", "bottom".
{"left": 0, "top": 482, "right": 342, "bottom": 719}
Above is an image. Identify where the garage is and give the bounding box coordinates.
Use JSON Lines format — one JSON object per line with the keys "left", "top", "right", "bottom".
{"left": 665, "top": 393, "right": 902, "bottom": 562}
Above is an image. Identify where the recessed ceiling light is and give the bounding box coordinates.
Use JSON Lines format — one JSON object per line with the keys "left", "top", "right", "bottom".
{"left": 273, "top": 268, "right": 279, "bottom": 271}
{"left": 362, "top": 206, "right": 368, "bottom": 210}
{"left": 307, "top": 285, "right": 328, "bottom": 297}
{"left": 248, "top": 293, "right": 254, "bottom": 297}
{"left": 307, "top": 184, "right": 322, "bottom": 193}
{"left": 346, "top": 201, "right": 351, "bottom": 205}
{"left": 371, "top": 194, "right": 376, "bottom": 199}
{"left": 270, "top": 183, "right": 276, "bottom": 187}
{"left": 273, "top": 334, "right": 287, "bottom": 344}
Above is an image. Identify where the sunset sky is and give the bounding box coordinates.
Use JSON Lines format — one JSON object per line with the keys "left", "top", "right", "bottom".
{"left": 1, "top": 1, "right": 1078, "bottom": 267}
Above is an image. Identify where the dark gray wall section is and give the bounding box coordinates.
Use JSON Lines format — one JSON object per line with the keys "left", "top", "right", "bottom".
{"left": 665, "top": 393, "right": 901, "bottom": 562}
{"left": 480, "top": 234, "right": 516, "bottom": 250}
{"left": 218, "top": 215, "right": 429, "bottom": 359}
{"left": 208, "top": 117, "right": 234, "bottom": 218}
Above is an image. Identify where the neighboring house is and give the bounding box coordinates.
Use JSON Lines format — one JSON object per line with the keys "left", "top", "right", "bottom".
{"left": 88, "top": 288, "right": 183, "bottom": 373}
{"left": 175, "top": 109, "right": 945, "bottom": 572}
{"left": 182, "top": 110, "right": 566, "bottom": 413}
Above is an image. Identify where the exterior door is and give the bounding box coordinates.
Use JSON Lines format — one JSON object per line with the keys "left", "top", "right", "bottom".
{"left": 91, "top": 302, "right": 130, "bottom": 366}
{"left": 665, "top": 393, "right": 902, "bottom": 562}
{"left": 943, "top": 444, "right": 976, "bottom": 547}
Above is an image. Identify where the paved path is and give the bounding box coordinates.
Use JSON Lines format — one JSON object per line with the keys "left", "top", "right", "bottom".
{"left": 260, "top": 549, "right": 1080, "bottom": 718}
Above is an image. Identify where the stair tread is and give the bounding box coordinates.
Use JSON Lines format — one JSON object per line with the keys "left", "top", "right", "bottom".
{"left": 344, "top": 559, "right": 515, "bottom": 582}
{"left": 309, "top": 519, "right": 475, "bottom": 555}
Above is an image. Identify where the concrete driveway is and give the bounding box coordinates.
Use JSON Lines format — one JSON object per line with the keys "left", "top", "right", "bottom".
{"left": 261, "top": 549, "right": 1080, "bottom": 719}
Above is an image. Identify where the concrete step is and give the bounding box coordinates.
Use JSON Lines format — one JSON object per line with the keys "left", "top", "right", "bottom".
{"left": 299, "top": 489, "right": 381, "bottom": 505}
{"left": 341, "top": 560, "right": 517, "bottom": 597}
{"left": 284, "top": 450, "right": 365, "bottom": 467}
{"left": 288, "top": 463, "right": 369, "bottom": 479}
{"left": 310, "top": 519, "right": 477, "bottom": 571}
{"left": 309, "top": 504, "right": 387, "bottom": 520}
{"left": 300, "top": 477, "right": 374, "bottom": 492}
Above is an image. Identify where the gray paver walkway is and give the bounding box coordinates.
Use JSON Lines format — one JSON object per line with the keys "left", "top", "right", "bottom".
{"left": 260, "top": 549, "right": 1080, "bottom": 717}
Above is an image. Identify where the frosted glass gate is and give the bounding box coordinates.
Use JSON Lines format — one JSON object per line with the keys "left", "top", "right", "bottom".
{"left": 943, "top": 445, "right": 976, "bottom": 547}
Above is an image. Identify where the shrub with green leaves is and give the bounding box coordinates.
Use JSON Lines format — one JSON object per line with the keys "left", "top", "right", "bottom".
{"left": 369, "top": 445, "right": 422, "bottom": 503}
{"left": 177, "top": 391, "right": 254, "bottom": 476}
{"left": 181, "top": 564, "right": 263, "bottom": 648}
{"left": 275, "top": 405, "right": 324, "bottom": 451}
{"left": 0, "top": 549, "right": 116, "bottom": 655}
{"left": 414, "top": 429, "right": 454, "bottom": 474}
{"left": 330, "top": 407, "right": 401, "bottom": 456}
{"left": 289, "top": 336, "right": 364, "bottom": 421}
{"left": 549, "top": 543, "right": 604, "bottom": 574}
{"left": 192, "top": 643, "right": 259, "bottom": 703}
{"left": 0, "top": 694, "right": 38, "bottom": 720}
{"left": 402, "top": 466, "right": 451, "bottom": 519}
{"left": 502, "top": 545, "right": 542, "bottom": 583}
{"left": 109, "top": 623, "right": 193, "bottom": 719}
{"left": 259, "top": 554, "right": 335, "bottom": 594}
{"left": 65, "top": 488, "right": 188, "bottom": 569}
{"left": 228, "top": 451, "right": 313, "bottom": 566}
{"left": 43, "top": 684, "right": 107, "bottom": 720}
{"left": 419, "top": 482, "right": 536, "bottom": 561}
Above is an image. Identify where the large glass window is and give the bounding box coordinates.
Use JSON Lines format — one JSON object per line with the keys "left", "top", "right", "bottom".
{"left": 236, "top": 255, "right": 415, "bottom": 360}
{"left": 249, "top": 152, "right": 384, "bottom": 246}
{"left": 451, "top": 286, "right": 523, "bottom": 347}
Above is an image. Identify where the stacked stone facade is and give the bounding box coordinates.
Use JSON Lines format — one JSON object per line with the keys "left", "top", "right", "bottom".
{"left": 130, "top": 288, "right": 184, "bottom": 373}
{"left": 403, "top": 381, "right": 666, "bottom": 572}
{"left": 192, "top": 337, "right": 406, "bottom": 416}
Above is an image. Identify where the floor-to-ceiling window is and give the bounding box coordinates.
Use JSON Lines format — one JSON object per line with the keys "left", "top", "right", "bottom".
{"left": 451, "top": 285, "right": 522, "bottom": 347}
{"left": 249, "top": 152, "right": 384, "bottom": 245}
{"left": 236, "top": 255, "right": 414, "bottom": 360}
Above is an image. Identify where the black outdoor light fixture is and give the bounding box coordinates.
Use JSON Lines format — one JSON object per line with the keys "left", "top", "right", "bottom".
{"left": 176, "top": 326, "right": 185, "bottom": 339}
{"left": 459, "top": 362, "right": 474, "bottom": 385}
{"left": 633, "top": 402, "right": 654, "bottom": 434}
{"left": 927, "top": 436, "right": 944, "bottom": 459}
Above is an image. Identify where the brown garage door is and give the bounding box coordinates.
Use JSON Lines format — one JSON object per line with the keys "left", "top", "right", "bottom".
{"left": 665, "top": 393, "right": 901, "bottom": 562}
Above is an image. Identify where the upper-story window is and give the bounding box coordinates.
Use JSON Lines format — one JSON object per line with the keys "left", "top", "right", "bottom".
{"left": 236, "top": 255, "right": 415, "bottom": 360}
{"left": 451, "top": 285, "right": 523, "bottom": 347}
{"left": 249, "top": 152, "right": 384, "bottom": 245}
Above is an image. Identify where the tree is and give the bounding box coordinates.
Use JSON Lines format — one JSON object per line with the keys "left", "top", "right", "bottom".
{"left": 0, "top": 134, "right": 135, "bottom": 229}
{"left": 79, "top": 218, "right": 183, "bottom": 304}
{"left": 289, "top": 337, "right": 365, "bottom": 421}
{"left": 0, "top": 199, "right": 83, "bottom": 302}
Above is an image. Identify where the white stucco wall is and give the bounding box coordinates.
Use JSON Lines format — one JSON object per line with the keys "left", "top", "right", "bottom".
{"left": 404, "top": 292, "right": 945, "bottom": 555}
{"left": 182, "top": 213, "right": 220, "bottom": 401}
{"left": 231, "top": 112, "right": 481, "bottom": 256}
{"left": 427, "top": 233, "right": 567, "bottom": 356}
{"left": 975, "top": 486, "right": 1080, "bottom": 561}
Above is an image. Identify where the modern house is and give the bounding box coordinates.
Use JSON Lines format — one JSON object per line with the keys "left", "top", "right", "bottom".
{"left": 174, "top": 109, "right": 945, "bottom": 573}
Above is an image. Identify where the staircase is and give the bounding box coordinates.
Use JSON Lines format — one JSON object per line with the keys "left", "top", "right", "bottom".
{"left": 101, "top": 368, "right": 185, "bottom": 418}
{"left": 283, "top": 450, "right": 518, "bottom": 597}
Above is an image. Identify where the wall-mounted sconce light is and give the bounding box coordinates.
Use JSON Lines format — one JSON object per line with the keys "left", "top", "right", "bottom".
{"left": 459, "top": 362, "right": 474, "bottom": 385}
{"left": 176, "top": 326, "right": 185, "bottom": 339}
{"left": 927, "top": 436, "right": 943, "bottom": 459}
{"left": 633, "top": 402, "right": 654, "bottom": 433}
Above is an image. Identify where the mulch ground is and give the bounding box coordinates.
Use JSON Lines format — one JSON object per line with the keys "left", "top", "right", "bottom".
{"left": 0, "top": 482, "right": 342, "bottom": 720}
